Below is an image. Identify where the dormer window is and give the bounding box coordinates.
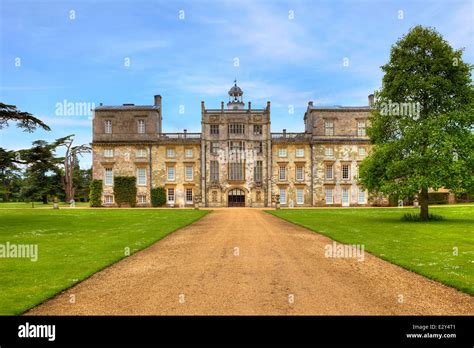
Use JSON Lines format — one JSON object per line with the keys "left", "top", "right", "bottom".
{"left": 105, "top": 120, "right": 112, "bottom": 134}
{"left": 324, "top": 120, "right": 334, "bottom": 136}
{"left": 138, "top": 119, "right": 145, "bottom": 134}
{"left": 357, "top": 121, "right": 366, "bottom": 136}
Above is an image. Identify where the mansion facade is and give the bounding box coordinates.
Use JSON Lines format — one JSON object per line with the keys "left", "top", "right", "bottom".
{"left": 92, "top": 82, "right": 379, "bottom": 207}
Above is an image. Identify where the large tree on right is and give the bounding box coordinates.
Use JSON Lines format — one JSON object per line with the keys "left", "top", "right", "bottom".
{"left": 359, "top": 25, "right": 474, "bottom": 220}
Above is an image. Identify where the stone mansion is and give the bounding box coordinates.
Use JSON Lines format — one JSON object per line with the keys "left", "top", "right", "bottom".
{"left": 92, "top": 82, "right": 376, "bottom": 207}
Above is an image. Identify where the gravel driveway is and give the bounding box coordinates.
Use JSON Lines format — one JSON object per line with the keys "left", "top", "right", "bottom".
{"left": 27, "top": 208, "right": 474, "bottom": 315}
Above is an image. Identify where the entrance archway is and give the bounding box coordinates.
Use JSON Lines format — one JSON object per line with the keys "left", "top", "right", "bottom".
{"left": 228, "top": 188, "right": 245, "bottom": 207}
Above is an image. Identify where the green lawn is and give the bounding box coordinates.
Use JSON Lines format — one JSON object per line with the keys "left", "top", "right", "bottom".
{"left": 268, "top": 206, "right": 474, "bottom": 295}
{"left": 0, "top": 208, "right": 209, "bottom": 315}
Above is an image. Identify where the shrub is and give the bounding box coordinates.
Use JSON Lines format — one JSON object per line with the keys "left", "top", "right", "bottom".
{"left": 89, "top": 180, "right": 103, "bottom": 207}
{"left": 428, "top": 192, "right": 449, "bottom": 205}
{"left": 402, "top": 213, "right": 444, "bottom": 222}
{"left": 113, "top": 176, "right": 137, "bottom": 207}
{"left": 151, "top": 187, "right": 166, "bottom": 207}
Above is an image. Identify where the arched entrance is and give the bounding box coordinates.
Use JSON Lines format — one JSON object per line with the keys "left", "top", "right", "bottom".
{"left": 228, "top": 188, "right": 245, "bottom": 207}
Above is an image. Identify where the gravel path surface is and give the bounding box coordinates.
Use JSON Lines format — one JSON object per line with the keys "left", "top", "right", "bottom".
{"left": 27, "top": 208, "right": 474, "bottom": 315}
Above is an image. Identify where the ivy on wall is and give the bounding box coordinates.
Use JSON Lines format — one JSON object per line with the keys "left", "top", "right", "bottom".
{"left": 113, "top": 176, "right": 137, "bottom": 207}
{"left": 151, "top": 187, "right": 166, "bottom": 207}
{"left": 89, "top": 179, "right": 103, "bottom": 207}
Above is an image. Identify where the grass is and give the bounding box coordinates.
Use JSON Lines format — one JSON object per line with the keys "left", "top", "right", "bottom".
{"left": 268, "top": 206, "right": 474, "bottom": 295}
{"left": 0, "top": 208, "right": 209, "bottom": 315}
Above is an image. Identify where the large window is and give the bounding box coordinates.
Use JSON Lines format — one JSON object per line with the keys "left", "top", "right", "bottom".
{"left": 138, "top": 119, "right": 145, "bottom": 134}
{"left": 325, "top": 164, "right": 333, "bottom": 180}
{"left": 210, "top": 124, "right": 219, "bottom": 135}
{"left": 342, "top": 164, "right": 350, "bottom": 180}
{"left": 185, "top": 148, "right": 193, "bottom": 158}
{"left": 324, "top": 120, "right": 334, "bottom": 136}
{"left": 167, "top": 166, "right": 175, "bottom": 181}
{"left": 210, "top": 160, "right": 219, "bottom": 181}
{"left": 104, "top": 120, "right": 112, "bottom": 134}
{"left": 137, "top": 168, "right": 147, "bottom": 186}
{"left": 166, "top": 148, "right": 175, "bottom": 158}
{"left": 104, "top": 149, "right": 114, "bottom": 158}
{"left": 229, "top": 162, "right": 244, "bottom": 180}
{"left": 358, "top": 188, "right": 366, "bottom": 204}
{"left": 185, "top": 166, "right": 193, "bottom": 181}
{"left": 325, "top": 147, "right": 334, "bottom": 157}
{"left": 296, "top": 148, "right": 304, "bottom": 158}
{"left": 105, "top": 168, "right": 113, "bottom": 186}
{"left": 296, "top": 166, "right": 304, "bottom": 181}
{"left": 256, "top": 141, "right": 263, "bottom": 155}
{"left": 253, "top": 124, "right": 263, "bottom": 135}
{"left": 254, "top": 160, "right": 263, "bottom": 183}
{"left": 357, "top": 121, "right": 366, "bottom": 136}
{"left": 104, "top": 195, "right": 114, "bottom": 204}
{"left": 296, "top": 188, "right": 304, "bottom": 205}
{"left": 186, "top": 188, "right": 193, "bottom": 204}
{"left": 229, "top": 141, "right": 244, "bottom": 152}
{"left": 325, "top": 188, "right": 334, "bottom": 204}
{"left": 167, "top": 188, "right": 175, "bottom": 203}
{"left": 229, "top": 124, "right": 245, "bottom": 134}
{"left": 279, "top": 188, "right": 286, "bottom": 204}
{"left": 279, "top": 166, "right": 286, "bottom": 181}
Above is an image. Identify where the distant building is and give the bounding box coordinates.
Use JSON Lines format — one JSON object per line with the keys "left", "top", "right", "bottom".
{"left": 92, "top": 81, "right": 378, "bottom": 207}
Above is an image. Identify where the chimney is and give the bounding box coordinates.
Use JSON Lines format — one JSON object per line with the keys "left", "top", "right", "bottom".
{"left": 183, "top": 129, "right": 187, "bottom": 138}
{"left": 283, "top": 129, "right": 287, "bottom": 137}
{"left": 248, "top": 101, "right": 252, "bottom": 111}
{"left": 99, "top": 102, "right": 103, "bottom": 106}
{"left": 201, "top": 101, "right": 205, "bottom": 112}
{"left": 308, "top": 101, "right": 313, "bottom": 107}
{"left": 221, "top": 101, "right": 224, "bottom": 110}
{"left": 368, "top": 94, "right": 374, "bottom": 107}
{"left": 266, "top": 101, "right": 271, "bottom": 111}
{"left": 154, "top": 95, "right": 162, "bottom": 106}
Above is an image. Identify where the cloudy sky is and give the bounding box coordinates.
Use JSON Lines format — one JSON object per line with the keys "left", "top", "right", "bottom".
{"left": 1, "top": 0, "right": 472, "bottom": 168}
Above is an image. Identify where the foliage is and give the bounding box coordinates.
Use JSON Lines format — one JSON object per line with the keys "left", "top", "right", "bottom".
{"left": 428, "top": 192, "right": 449, "bottom": 204}
{"left": 359, "top": 25, "right": 474, "bottom": 220}
{"left": 402, "top": 212, "right": 444, "bottom": 221}
{"left": 151, "top": 187, "right": 166, "bottom": 207}
{"left": 0, "top": 102, "right": 50, "bottom": 132}
{"left": 113, "top": 176, "right": 137, "bottom": 207}
{"left": 89, "top": 180, "right": 103, "bottom": 207}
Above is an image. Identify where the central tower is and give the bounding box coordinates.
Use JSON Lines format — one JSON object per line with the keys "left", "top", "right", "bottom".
{"left": 227, "top": 80, "right": 245, "bottom": 110}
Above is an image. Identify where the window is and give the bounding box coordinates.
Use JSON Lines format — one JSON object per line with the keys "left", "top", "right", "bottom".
{"left": 278, "top": 148, "right": 287, "bottom": 157}
{"left": 229, "top": 141, "right": 244, "bottom": 152}
{"left": 229, "top": 162, "right": 244, "bottom": 181}
{"left": 104, "top": 149, "right": 114, "bottom": 157}
{"left": 167, "top": 188, "right": 175, "bottom": 203}
{"left": 357, "top": 121, "right": 366, "bottom": 136}
{"left": 279, "top": 166, "right": 286, "bottom": 181}
{"left": 254, "top": 160, "right": 263, "bottom": 183}
{"left": 211, "top": 142, "right": 219, "bottom": 154}
{"left": 185, "top": 166, "right": 193, "bottom": 181}
{"left": 166, "top": 148, "right": 175, "bottom": 158}
{"left": 105, "top": 168, "right": 113, "bottom": 186}
{"left": 296, "top": 166, "right": 304, "bottom": 181}
{"left": 137, "top": 168, "right": 147, "bottom": 186}
{"left": 325, "top": 164, "right": 333, "bottom": 180}
{"left": 186, "top": 188, "right": 193, "bottom": 204}
{"left": 253, "top": 124, "right": 263, "bottom": 135}
{"left": 325, "top": 188, "right": 334, "bottom": 204}
{"left": 256, "top": 141, "right": 263, "bottom": 155}
{"left": 358, "top": 147, "right": 366, "bottom": 157}
{"left": 210, "top": 160, "right": 219, "bottom": 181}
{"left": 138, "top": 119, "right": 145, "bottom": 134}
{"left": 210, "top": 124, "right": 219, "bottom": 135}
{"left": 342, "top": 164, "right": 350, "bottom": 180}
{"left": 296, "top": 188, "right": 304, "bottom": 205}
{"left": 167, "top": 166, "right": 175, "bottom": 181}
{"left": 185, "top": 148, "right": 193, "bottom": 158}
{"left": 229, "top": 124, "right": 245, "bottom": 134}
{"left": 296, "top": 148, "right": 304, "bottom": 157}
{"left": 279, "top": 188, "right": 287, "bottom": 204}
{"left": 358, "top": 188, "right": 366, "bottom": 204}
{"left": 104, "top": 195, "right": 114, "bottom": 204}
{"left": 138, "top": 194, "right": 146, "bottom": 204}
{"left": 342, "top": 187, "right": 350, "bottom": 205}
{"left": 324, "top": 120, "right": 334, "bottom": 136}
{"left": 325, "top": 147, "right": 334, "bottom": 157}
{"left": 136, "top": 148, "right": 147, "bottom": 158}
{"left": 104, "top": 120, "right": 112, "bottom": 134}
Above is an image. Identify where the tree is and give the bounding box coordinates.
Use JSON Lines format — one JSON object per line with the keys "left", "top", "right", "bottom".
{"left": 0, "top": 103, "right": 50, "bottom": 132}
{"left": 0, "top": 148, "right": 22, "bottom": 201}
{"left": 20, "top": 140, "right": 63, "bottom": 204}
{"left": 359, "top": 26, "right": 474, "bottom": 220}
{"left": 55, "top": 135, "right": 91, "bottom": 202}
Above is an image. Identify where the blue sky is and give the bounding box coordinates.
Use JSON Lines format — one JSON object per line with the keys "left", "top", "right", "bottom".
{"left": 1, "top": 0, "right": 472, "bottom": 168}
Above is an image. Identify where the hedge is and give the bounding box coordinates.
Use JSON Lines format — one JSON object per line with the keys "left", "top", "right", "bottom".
{"left": 113, "top": 176, "right": 137, "bottom": 207}
{"left": 151, "top": 187, "right": 166, "bottom": 207}
{"left": 89, "top": 179, "right": 103, "bottom": 207}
